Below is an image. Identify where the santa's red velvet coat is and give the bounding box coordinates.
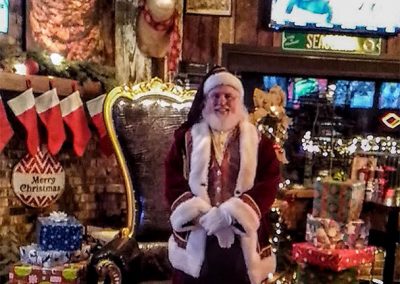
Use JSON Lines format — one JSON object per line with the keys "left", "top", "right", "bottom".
{"left": 165, "top": 120, "right": 280, "bottom": 284}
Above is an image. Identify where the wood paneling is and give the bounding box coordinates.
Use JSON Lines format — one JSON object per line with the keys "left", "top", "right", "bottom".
{"left": 182, "top": 15, "right": 220, "bottom": 64}
{"left": 234, "top": 0, "right": 259, "bottom": 45}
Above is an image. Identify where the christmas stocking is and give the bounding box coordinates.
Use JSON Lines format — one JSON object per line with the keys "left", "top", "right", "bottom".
{"left": 0, "top": 96, "right": 14, "bottom": 152}
{"left": 35, "top": 89, "right": 66, "bottom": 155}
{"left": 86, "top": 94, "right": 113, "bottom": 156}
{"left": 60, "top": 91, "right": 91, "bottom": 157}
{"left": 7, "top": 89, "right": 39, "bottom": 155}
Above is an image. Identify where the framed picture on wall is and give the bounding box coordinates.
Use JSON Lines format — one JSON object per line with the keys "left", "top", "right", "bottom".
{"left": 185, "top": 0, "right": 232, "bottom": 16}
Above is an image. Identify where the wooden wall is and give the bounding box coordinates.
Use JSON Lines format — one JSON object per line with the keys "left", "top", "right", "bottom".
{"left": 182, "top": 0, "right": 400, "bottom": 65}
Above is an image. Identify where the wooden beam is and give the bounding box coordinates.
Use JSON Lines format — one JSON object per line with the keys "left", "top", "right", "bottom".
{"left": 0, "top": 72, "right": 103, "bottom": 98}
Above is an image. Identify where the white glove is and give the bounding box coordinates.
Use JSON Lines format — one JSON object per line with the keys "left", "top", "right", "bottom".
{"left": 214, "top": 227, "right": 235, "bottom": 248}
{"left": 199, "top": 206, "right": 232, "bottom": 235}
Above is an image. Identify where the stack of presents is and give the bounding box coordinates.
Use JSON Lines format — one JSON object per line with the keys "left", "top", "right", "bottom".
{"left": 9, "top": 212, "right": 92, "bottom": 284}
{"left": 292, "top": 179, "right": 376, "bottom": 283}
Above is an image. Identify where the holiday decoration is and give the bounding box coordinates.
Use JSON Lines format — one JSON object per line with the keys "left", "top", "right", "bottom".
{"left": 313, "top": 179, "right": 365, "bottom": 223}
{"left": 9, "top": 261, "right": 87, "bottom": 284}
{"left": 86, "top": 94, "right": 113, "bottom": 156}
{"left": 24, "top": 58, "right": 40, "bottom": 75}
{"left": 296, "top": 264, "right": 358, "bottom": 284}
{"left": 60, "top": 91, "right": 91, "bottom": 157}
{"left": 35, "top": 89, "right": 66, "bottom": 155}
{"left": 7, "top": 89, "right": 40, "bottom": 156}
{"left": 19, "top": 244, "right": 71, "bottom": 268}
{"left": 292, "top": 242, "right": 375, "bottom": 272}
{"left": 0, "top": 96, "right": 13, "bottom": 152}
{"left": 305, "top": 214, "right": 369, "bottom": 249}
{"left": 302, "top": 132, "right": 400, "bottom": 157}
{"left": 249, "top": 86, "right": 292, "bottom": 163}
{"left": 36, "top": 212, "right": 83, "bottom": 251}
{"left": 12, "top": 148, "right": 65, "bottom": 208}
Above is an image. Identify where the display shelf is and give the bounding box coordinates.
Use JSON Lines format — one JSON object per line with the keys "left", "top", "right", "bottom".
{"left": 0, "top": 71, "right": 103, "bottom": 98}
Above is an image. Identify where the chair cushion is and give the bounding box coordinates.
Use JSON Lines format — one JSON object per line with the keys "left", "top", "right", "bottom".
{"left": 112, "top": 96, "right": 190, "bottom": 241}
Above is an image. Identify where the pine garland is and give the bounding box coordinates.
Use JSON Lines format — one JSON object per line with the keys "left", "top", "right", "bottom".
{"left": 0, "top": 43, "right": 117, "bottom": 93}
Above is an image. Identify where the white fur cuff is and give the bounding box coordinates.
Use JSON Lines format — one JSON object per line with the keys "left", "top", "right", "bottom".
{"left": 170, "top": 196, "right": 211, "bottom": 232}
{"left": 219, "top": 197, "right": 260, "bottom": 234}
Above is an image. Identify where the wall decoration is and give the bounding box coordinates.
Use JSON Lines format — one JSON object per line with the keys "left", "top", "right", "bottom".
{"left": 185, "top": 0, "right": 232, "bottom": 16}
{"left": 0, "top": 0, "right": 9, "bottom": 33}
{"left": 12, "top": 149, "right": 65, "bottom": 208}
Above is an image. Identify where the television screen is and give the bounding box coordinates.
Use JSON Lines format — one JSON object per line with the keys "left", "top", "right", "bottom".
{"left": 262, "top": 75, "right": 288, "bottom": 92}
{"left": 379, "top": 82, "right": 400, "bottom": 109}
{"left": 349, "top": 81, "right": 375, "bottom": 108}
{"left": 333, "top": 80, "right": 351, "bottom": 107}
{"left": 270, "top": 0, "right": 400, "bottom": 34}
{"left": 293, "top": 78, "right": 327, "bottom": 102}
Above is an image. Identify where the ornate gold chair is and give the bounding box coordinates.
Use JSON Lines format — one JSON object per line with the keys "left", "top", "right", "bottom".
{"left": 89, "top": 78, "right": 195, "bottom": 283}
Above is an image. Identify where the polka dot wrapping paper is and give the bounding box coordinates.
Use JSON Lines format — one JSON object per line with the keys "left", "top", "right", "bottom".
{"left": 292, "top": 242, "right": 375, "bottom": 272}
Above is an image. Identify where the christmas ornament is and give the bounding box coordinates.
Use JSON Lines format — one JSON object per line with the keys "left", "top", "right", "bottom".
{"left": 24, "top": 58, "right": 40, "bottom": 75}
{"left": 35, "top": 89, "right": 66, "bottom": 155}
{"left": 12, "top": 148, "right": 65, "bottom": 208}
{"left": 60, "top": 91, "right": 91, "bottom": 157}
{"left": 7, "top": 89, "right": 40, "bottom": 156}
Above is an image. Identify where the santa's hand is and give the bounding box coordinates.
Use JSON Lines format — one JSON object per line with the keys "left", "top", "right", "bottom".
{"left": 214, "top": 226, "right": 235, "bottom": 248}
{"left": 199, "top": 206, "right": 232, "bottom": 235}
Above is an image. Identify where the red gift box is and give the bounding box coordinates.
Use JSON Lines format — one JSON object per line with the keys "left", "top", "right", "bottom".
{"left": 8, "top": 261, "right": 86, "bottom": 284}
{"left": 292, "top": 242, "right": 375, "bottom": 271}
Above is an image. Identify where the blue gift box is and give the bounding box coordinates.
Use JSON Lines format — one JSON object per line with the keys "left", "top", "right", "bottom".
{"left": 37, "top": 215, "right": 83, "bottom": 251}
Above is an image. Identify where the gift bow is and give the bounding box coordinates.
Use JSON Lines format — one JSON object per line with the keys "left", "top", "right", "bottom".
{"left": 49, "top": 211, "right": 68, "bottom": 222}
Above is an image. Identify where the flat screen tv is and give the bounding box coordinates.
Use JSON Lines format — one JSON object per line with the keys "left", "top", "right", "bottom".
{"left": 292, "top": 77, "right": 327, "bottom": 102}
{"left": 269, "top": 0, "right": 400, "bottom": 34}
{"left": 379, "top": 82, "right": 400, "bottom": 109}
{"left": 262, "top": 75, "right": 288, "bottom": 92}
{"left": 333, "top": 80, "right": 351, "bottom": 107}
{"left": 349, "top": 81, "right": 375, "bottom": 109}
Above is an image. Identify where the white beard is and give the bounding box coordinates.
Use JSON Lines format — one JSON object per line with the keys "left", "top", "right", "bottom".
{"left": 202, "top": 105, "right": 248, "bottom": 132}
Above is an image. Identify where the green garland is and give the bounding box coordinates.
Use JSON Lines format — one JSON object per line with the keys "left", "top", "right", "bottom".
{"left": 0, "top": 43, "right": 117, "bottom": 93}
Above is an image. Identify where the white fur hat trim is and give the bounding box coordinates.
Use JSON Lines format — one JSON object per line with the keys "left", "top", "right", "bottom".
{"left": 203, "top": 72, "right": 244, "bottom": 98}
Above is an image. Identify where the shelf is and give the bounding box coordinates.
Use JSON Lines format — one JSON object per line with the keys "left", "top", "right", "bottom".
{"left": 0, "top": 71, "right": 103, "bottom": 98}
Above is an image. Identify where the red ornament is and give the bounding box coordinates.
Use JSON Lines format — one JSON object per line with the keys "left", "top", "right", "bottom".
{"left": 24, "top": 58, "right": 40, "bottom": 75}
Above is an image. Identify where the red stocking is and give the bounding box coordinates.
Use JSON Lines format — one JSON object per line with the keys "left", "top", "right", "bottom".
{"left": 0, "top": 97, "right": 14, "bottom": 152}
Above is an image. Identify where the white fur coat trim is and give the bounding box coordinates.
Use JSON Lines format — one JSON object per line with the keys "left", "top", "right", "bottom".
{"left": 170, "top": 196, "right": 211, "bottom": 232}
{"left": 241, "top": 233, "right": 277, "bottom": 284}
{"left": 168, "top": 228, "right": 207, "bottom": 277}
{"left": 219, "top": 197, "right": 260, "bottom": 234}
{"left": 189, "top": 120, "right": 259, "bottom": 201}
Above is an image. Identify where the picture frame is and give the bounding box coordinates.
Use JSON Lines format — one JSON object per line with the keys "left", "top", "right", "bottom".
{"left": 185, "top": 0, "right": 232, "bottom": 16}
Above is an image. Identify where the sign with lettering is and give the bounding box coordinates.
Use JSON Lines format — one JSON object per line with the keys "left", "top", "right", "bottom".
{"left": 282, "top": 32, "right": 382, "bottom": 56}
{"left": 12, "top": 149, "right": 65, "bottom": 208}
{"left": 0, "top": 0, "right": 9, "bottom": 33}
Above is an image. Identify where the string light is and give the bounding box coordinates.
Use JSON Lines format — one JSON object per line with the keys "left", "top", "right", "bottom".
{"left": 302, "top": 132, "right": 400, "bottom": 157}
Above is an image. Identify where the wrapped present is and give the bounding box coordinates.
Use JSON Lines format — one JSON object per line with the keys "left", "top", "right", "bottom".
{"left": 292, "top": 242, "right": 375, "bottom": 271}
{"left": 305, "top": 214, "right": 369, "bottom": 249}
{"left": 296, "top": 263, "right": 358, "bottom": 284}
{"left": 8, "top": 261, "right": 86, "bottom": 284}
{"left": 37, "top": 211, "right": 83, "bottom": 251}
{"left": 19, "top": 244, "right": 71, "bottom": 268}
{"left": 313, "top": 179, "right": 365, "bottom": 223}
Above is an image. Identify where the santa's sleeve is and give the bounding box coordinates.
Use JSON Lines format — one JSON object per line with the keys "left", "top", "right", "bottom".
{"left": 219, "top": 136, "right": 280, "bottom": 235}
{"left": 165, "top": 128, "right": 211, "bottom": 233}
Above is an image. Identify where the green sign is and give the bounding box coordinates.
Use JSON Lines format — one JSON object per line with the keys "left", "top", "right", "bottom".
{"left": 282, "top": 32, "right": 381, "bottom": 56}
{"left": 0, "top": 0, "right": 9, "bottom": 33}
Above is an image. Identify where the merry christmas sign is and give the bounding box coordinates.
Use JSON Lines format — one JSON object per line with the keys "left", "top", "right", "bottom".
{"left": 12, "top": 149, "right": 65, "bottom": 208}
